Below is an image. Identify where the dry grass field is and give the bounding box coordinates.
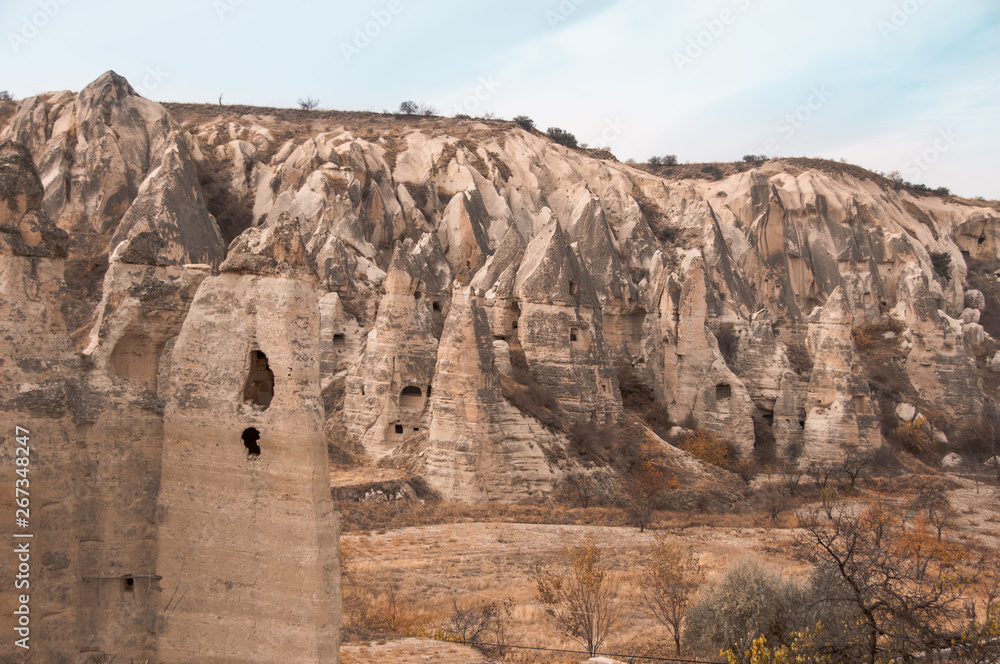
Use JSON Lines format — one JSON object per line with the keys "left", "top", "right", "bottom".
{"left": 336, "top": 470, "right": 1000, "bottom": 663}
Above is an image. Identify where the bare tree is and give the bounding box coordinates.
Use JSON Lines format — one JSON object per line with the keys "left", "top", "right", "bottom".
{"left": 910, "top": 479, "right": 956, "bottom": 540}
{"left": 840, "top": 444, "right": 874, "bottom": 487}
{"left": 398, "top": 100, "right": 418, "bottom": 115}
{"left": 562, "top": 472, "right": 599, "bottom": 508}
{"left": 297, "top": 96, "right": 320, "bottom": 110}
{"left": 442, "top": 597, "right": 516, "bottom": 657}
{"left": 637, "top": 534, "right": 703, "bottom": 654}
{"left": 806, "top": 462, "right": 837, "bottom": 490}
{"left": 536, "top": 537, "right": 621, "bottom": 657}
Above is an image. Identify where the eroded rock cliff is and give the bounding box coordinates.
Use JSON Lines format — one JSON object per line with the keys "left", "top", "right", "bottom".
{"left": 1, "top": 70, "right": 999, "bottom": 659}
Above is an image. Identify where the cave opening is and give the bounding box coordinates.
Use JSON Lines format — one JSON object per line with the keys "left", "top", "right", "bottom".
{"left": 333, "top": 333, "right": 346, "bottom": 348}
{"left": 243, "top": 350, "right": 274, "bottom": 409}
{"left": 715, "top": 383, "right": 731, "bottom": 400}
{"left": 242, "top": 427, "right": 261, "bottom": 457}
{"left": 399, "top": 385, "right": 423, "bottom": 409}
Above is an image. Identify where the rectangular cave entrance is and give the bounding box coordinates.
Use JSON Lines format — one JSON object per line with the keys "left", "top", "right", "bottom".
{"left": 243, "top": 350, "right": 274, "bottom": 409}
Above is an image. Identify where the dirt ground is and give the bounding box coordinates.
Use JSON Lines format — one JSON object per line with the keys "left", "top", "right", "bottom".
{"left": 336, "top": 470, "right": 1000, "bottom": 663}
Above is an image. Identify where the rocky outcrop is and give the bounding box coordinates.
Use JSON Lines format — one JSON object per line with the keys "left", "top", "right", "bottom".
{"left": 0, "top": 79, "right": 340, "bottom": 663}
{"left": 3, "top": 69, "right": 1000, "bottom": 657}
{"left": 803, "top": 288, "right": 881, "bottom": 460}
{"left": 421, "top": 288, "right": 560, "bottom": 501}
{"left": 343, "top": 235, "right": 451, "bottom": 458}
{"left": 157, "top": 213, "right": 339, "bottom": 662}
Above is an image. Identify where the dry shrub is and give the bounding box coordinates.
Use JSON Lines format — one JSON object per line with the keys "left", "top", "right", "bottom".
{"left": 677, "top": 428, "right": 738, "bottom": 470}
{"left": 616, "top": 362, "right": 673, "bottom": 439}
{"left": 893, "top": 416, "right": 933, "bottom": 456}
{"left": 568, "top": 419, "right": 654, "bottom": 474}
{"left": 851, "top": 316, "right": 905, "bottom": 351}
{"left": 344, "top": 582, "right": 434, "bottom": 638}
{"left": 784, "top": 342, "right": 813, "bottom": 376}
{"left": 715, "top": 323, "right": 738, "bottom": 365}
{"left": 195, "top": 154, "right": 255, "bottom": 244}
{"left": 501, "top": 351, "right": 565, "bottom": 432}
{"left": 437, "top": 598, "right": 517, "bottom": 658}
{"left": 335, "top": 499, "right": 630, "bottom": 533}
{"left": 752, "top": 418, "right": 776, "bottom": 465}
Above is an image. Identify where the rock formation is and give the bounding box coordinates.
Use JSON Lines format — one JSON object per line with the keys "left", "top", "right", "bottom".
{"left": 2, "top": 70, "right": 1000, "bottom": 659}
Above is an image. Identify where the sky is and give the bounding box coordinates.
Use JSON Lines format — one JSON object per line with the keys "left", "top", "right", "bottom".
{"left": 2, "top": 0, "right": 999, "bottom": 199}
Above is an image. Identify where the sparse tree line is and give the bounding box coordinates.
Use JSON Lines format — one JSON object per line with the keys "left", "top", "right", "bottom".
{"left": 343, "top": 484, "right": 1000, "bottom": 662}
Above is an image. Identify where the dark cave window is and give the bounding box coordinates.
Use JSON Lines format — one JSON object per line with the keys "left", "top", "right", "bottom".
{"left": 568, "top": 280, "right": 578, "bottom": 295}
{"left": 715, "top": 383, "right": 731, "bottom": 400}
{"left": 394, "top": 424, "right": 404, "bottom": 434}
{"left": 122, "top": 576, "right": 135, "bottom": 592}
{"left": 333, "top": 333, "right": 346, "bottom": 347}
{"left": 432, "top": 301, "right": 441, "bottom": 312}
{"left": 242, "top": 427, "right": 261, "bottom": 457}
{"left": 243, "top": 350, "right": 274, "bottom": 409}
{"left": 399, "top": 385, "right": 423, "bottom": 409}
{"left": 570, "top": 328, "right": 579, "bottom": 342}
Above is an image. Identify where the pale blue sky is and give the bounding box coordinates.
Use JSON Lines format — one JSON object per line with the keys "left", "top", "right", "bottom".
{"left": 2, "top": 0, "right": 998, "bottom": 198}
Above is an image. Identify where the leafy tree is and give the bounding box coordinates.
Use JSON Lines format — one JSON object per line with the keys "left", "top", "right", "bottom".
{"left": 799, "top": 498, "right": 991, "bottom": 663}
{"left": 513, "top": 115, "right": 534, "bottom": 130}
{"left": 624, "top": 461, "right": 677, "bottom": 532}
{"left": 546, "top": 127, "right": 578, "bottom": 148}
{"left": 535, "top": 537, "right": 621, "bottom": 656}
{"left": 637, "top": 535, "right": 704, "bottom": 654}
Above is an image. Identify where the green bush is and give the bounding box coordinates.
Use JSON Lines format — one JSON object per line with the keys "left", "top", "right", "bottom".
{"left": 930, "top": 252, "right": 952, "bottom": 280}
{"left": 701, "top": 164, "right": 724, "bottom": 180}
{"left": 546, "top": 127, "right": 578, "bottom": 149}
{"left": 513, "top": 115, "right": 535, "bottom": 130}
{"left": 685, "top": 557, "right": 806, "bottom": 656}
{"left": 649, "top": 155, "right": 678, "bottom": 167}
